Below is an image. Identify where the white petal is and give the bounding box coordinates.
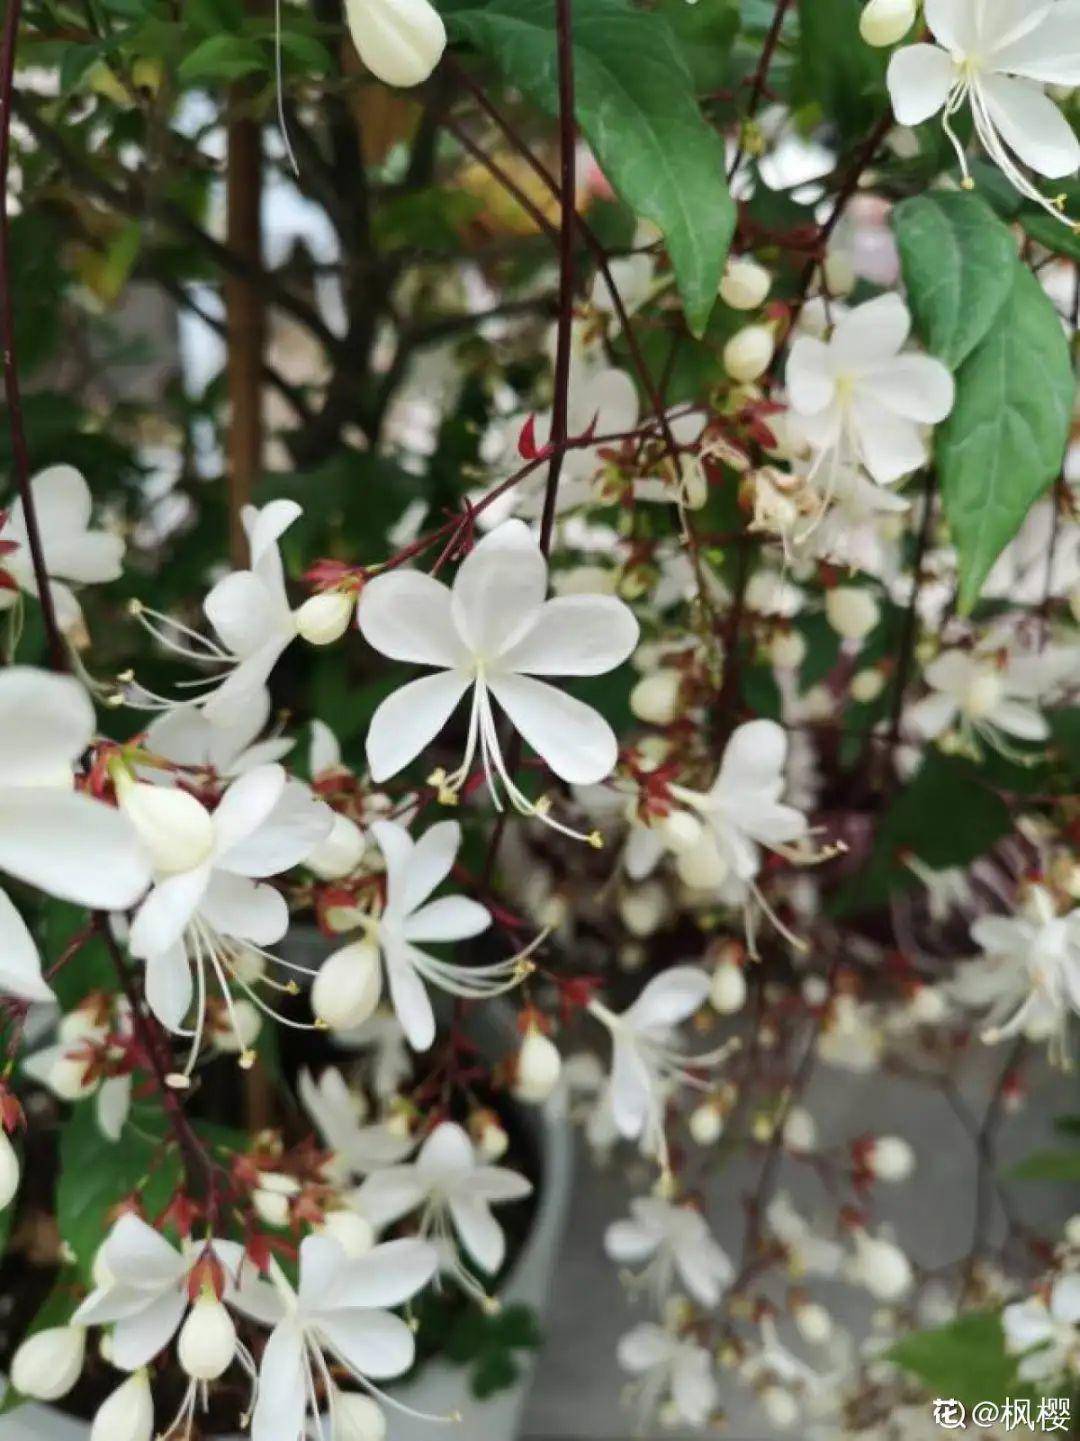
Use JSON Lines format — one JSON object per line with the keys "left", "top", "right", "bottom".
{"left": 110, "top": 1287, "right": 186, "bottom": 1370}
{"left": 786, "top": 337, "right": 836, "bottom": 416}
{"left": 887, "top": 43, "right": 958, "bottom": 126}
{"left": 357, "top": 570, "right": 468, "bottom": 668}
{"left": 45, "top": 532, "right": 124, "bottom": 585}
{"left": 355, "top": 1167, "right": 428, "bottom": 1228}
{"left": 992, "top": 2, "right": 1080, "bottom": 85}
{"left": 925, "top": 0, "right": 978, "bottom": 52}
{"left": 217, "top": 779, "right": 331, "bottom": 877}
{"left": 496, "top": 594, "right": 639, "bottom": 676}
{"left": 103, "top": 1212, "right": 185, "bottom": 1288}
{"left": 626, "top": 966, "right": 710, "bottom": 1031}
{"left": 990, "top": 699, "right": 1050, "bottom": 741}
{"left": 609, "top": 1038, "right": 652, "bottom": 1139}
{"left": 251, "top": 1321, "right": 307, "bottom": 1441}
{"left": 96, "top": 1075, "right": 132, "bottom": 1142}
{"left": 860, "top": 355, "right": 955, "bottom": 424}
{"left": 487, "top": 672, "right": 618, "bottom": 785}
{"left": 0, "top": 887, "right": 53, "bottom": 1003}
{"left": 617, "top": 1323, "right": 671, "bottom": 1373}
{"left": 832, "top": 294, "right": 911, "bottom": 369}
{"left": 716, "top": 720, "right": 787, "bottom": 803}
{"left": 211, "top": 765, "right": 286, "bottom": 860}
{"left": 471, "top": 1166, "right": 532, "bottom": 1204}
{"left": 128, "top": 865, "right": 210, "bottom": 959}
{"left": 1050, "top": 1274, "right": 1080, "bottom": 1324}
{"left": 319, "top": 1309, "right": 416, "bottom": 1380}
{"left": 401, "top": 895, "right": 491, "bottom": 943}
{"left": 0, "top": 790, "right": 150, "bottom": 909}
{"left": 851, "top": 397, "right": 929, "bottom": 484}
{"left": 144, "top": 943, "right": 193, "bottom": 1031}
{"left": 979, "top": 73, "right": 1080, "bottom": 178}
{"left": 332, "top": 1238, "right": 438, "bottom": 1310}
{"left": 672, "top": 1346, "right": 717, "bottom": 1426}
{"left": 244, "top": 500, "right": 302, "bottom": 565}
{"left": 449, "top": 1197, "right": 505, "bottom": 1273}
{"left": 417, "top": 1122, "right": 474, "bottom": 1182}
{"left": 201, "top": 640, "right": 291, "bottom": 729}
{"left": 370, "top": 819, "right": 415, "bottom": 911}
{"left": 605, "top": 1219, "right": 659, "bottom": 1265}
{"left": 400, "top": 820, "right": 461, "bottom": 913}
{"left": 365, "top": 671, "right": 471, "bottom": 783}
{"left": 0, "top": 667, "right": 93, "bottom": 787}
{"left": 199, "top": 871, "right": 289, "bottom": 944}
{"left": 204, "top": 571, "right": 282, "bottom": 658}
{"left": 451, "top": 520, "right": 547, "bottom": 658}
{"left": 385, "top": 950, "right": 436, "bottom": 1051}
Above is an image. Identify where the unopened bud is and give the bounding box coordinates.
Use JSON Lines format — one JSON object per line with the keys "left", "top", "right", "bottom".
{"left": 630, "top": 671, "right": 682, "bottom": 725}
{"left": 723, "top": 324, "right": 775, "bottom": 383}
{"left": 344, "top": 0, "right": 446, "bottom": 88}
{"left": 825, "top": 586, "right": 879, "bottom": 642}
{"left": 296, "top": 591, "right": 354, "bottom": 646}
{"left": 90, "top": 1370, "right": 154, "bottom": 1441}
{"left": 514, "top": 1027, "right": 562, "bottom": 1104}
{"left": 852, "top": 1230, "right": 913, "bottom": 1300}
{"left": 688, "top": 1102, "right": 724, "bottom": 1146}
{"left": 793, "top": 1301, "right": 832, "bottom": 1345}
{"left": 710, "top": 961, "right": 747, "bottom": 1015}
{"left": 851, "top": 667, "right": 885, "bottom": 703}
{"left": 868, "top": 1135, "right": 915, "bottom": 1183}
{"left": 761, "top": 1385, "right": 799, "bottom": 1429}
{"left": 619, "top": 882, "right": 667, "bottom": 937}
{"left": 0, "top": 1129, "right": 19, "bottom": 1209}
{"left": 211, "top": 997, "right": 262, "bottom": 1055}
{"left": 116, "top": 777, "right": 214, "bottom": 875}
{"left": 677, "top": 838, "right": 727, "bottom": 890}
{"left": 859, "top": 0, "right": 916, "bottom": 47}
{"left": 720, "top": 257, "right": 772, "bottom": 311}
{"left": 11, "top": 1325, "right": 86, "bottom": 1401}
{"left": 308, "top": 813, "right": 366, "bottom": 881}
{"left": 769, "top": 630, "right": 806, "bottom": 670}
{"left": 782, "top": 1107, "right": 817, "bottom": 1153}
{"left": 178, "top": 1295, "right": 236, "bottom": 1381}
{"left": 312, "top": 942, "right": 383, "bottom": 1031}
{"left": 470, "top": 1110, "right": 509, "bottom": 1162}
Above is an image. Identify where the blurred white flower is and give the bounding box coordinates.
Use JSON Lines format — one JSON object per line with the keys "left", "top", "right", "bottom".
{"left": 617, "top": 1323, "right": 718, "bottom": 1428}
{"left": 605, "top": 1195, "right": 733, "bottom": 1307}
{"left": 1003, "top": 1274, "right": 1080, "bottom": 1381}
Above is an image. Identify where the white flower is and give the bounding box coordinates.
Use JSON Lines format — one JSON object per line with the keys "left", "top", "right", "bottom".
{"left": 617, "top": 1323, "right": 718, "bottom": 1429}
{"left": 344, "top": 0, "right": 446, "bottom": 88}
{"left": 123, "top": 763, "right": 331, "bottom": 1077}
{"left": 317, "top": 818, "right": 528, "bottom": 1053}
{"left": 145, "top": 689, "right": 293, "bottom": 777}
{"left": 887, "top": 0, "right": 1080, "bottom": 220}
{"left": 298, "top": 1066, "right": 417, "bottom": 1176}
{"left": 357, "top": 520, "right": 638, "bottom": 832}
{"left": 907, "top": 647, "right": 1049, "bottom": 754}
{"left": 0, "top": 668, "right": 150, "bottom": 1004}
{"left": 786, "top": 294, "right": 954, "bottom": 487}
{"left": 229, "top": 1233, "right": 437, "bottom": 1441}
{"left": 766, "top": 1193, "right": 845, "bottom": 1278}
{"left": 356, "top": 1121, "right": 531, "bottom": 1304}
{"left": 848, "top": 1228, "right": 914, "bottom": 1300}
{"left": 0, "top": 464, "right": 124, "bottom": 633}
{"left": 967, "top": 887, "right": 1080, "bottom": 1047}
{"left": 605, "top": 1196, "right": 733, "bottom": 1307}
{"left": 1003, "top": 1274, "right": 1080, "bottom": 1382}
{"left": 588, "top": 967, "right": 735, "bottom": 1169}
{"left": 24, "top": 1001, "right": 133, "bottom": 1141}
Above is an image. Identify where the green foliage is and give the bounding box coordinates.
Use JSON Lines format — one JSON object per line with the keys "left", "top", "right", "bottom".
{"left": 889, "top": 1312, "right": 1018, "bottom": 1411}
{"left": 446, "top": 0, "right": 735, "bottom": 335}
{"left": 935, "top": 266, "right": 1075, "bottom": 613}
{"left": 892, "top": 191, "right": 1017, "bottom": 370}
{"left": 795, "top": 0, "right": 887, "bottom": 138}
{"left": 419, "top": 1297, "right": 542, "bottom": 1399}
{"left": 1008, "top": 1148, "right": 1080, "bottom": 1183}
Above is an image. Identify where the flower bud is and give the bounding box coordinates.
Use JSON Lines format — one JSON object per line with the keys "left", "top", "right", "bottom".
{"left": 723, "top": 324, "right": 775, "bottom": 383}
{"left": 629, "top": 671, "right": 682, "bottom": 725}
{"left": 825, "top": 586, "right": 879, "bottom": 641}
{"left": 769, "top": 630, "right": 806, "bottom": 670}
{"left": 868, "top": 1135, "right": 915, "bottom": 1183}
{"left": 178, "top": 1295, "right": 236, "bottom": 1381}
{"left": 761, "top": 1386, "right": 798, "bottom": 1429}
{"left": 11, "top": 1325, "right": 86, "bottom": 1401}
{"left": 658, "top": 810, "right": 703, "bottom": 854}
{"left": 782, "top": 1107, "right": 816, "bottom": 1153}
{"left": 344, "top": 0, "right": 446, "bottom": 88}
{"left": 793, "top": 1301, "right": 832, "bottom": 1345}
{"left": 296, "top": 591, "right": 354, "bottom": 646}
{"left": 312, "top": 942, "right": 383, "bottom": 1031}
{"left": 90, "top": 1370, "right": 154, "bottom": 1441}
{"left": 677, "top": 838, "right": 727, "bottom": 890}
{"left": 333, "top": 1392, "right": 388, "bottom": 1441}
{"left": 822, "top": 249, "right": 857, "bottom": 298}
{"left": 210, "top": 997, "right": 262, "bottom": 1055}
{"left": 859, "top": 0, "right": 916, "bottom": 47}
{"left": 0, "top": 1128, "right": 19, "bottom": 1210}
{"left": 851, "top": 1230, "right": 913, "bottom": 1300}
{"left": 688, "top": 1101, "right": 724, "bottom": 1146}
{"left": 720, "top": 257, "right": 772, "bottom": 311}
{"left": 514, "top": 1026, "right": 562, "bottom": 1104}
{"left": 619, "top": 882, "right": 667, "bottom": 937}
{"left": 470, "top": 1109, "right": 509, "bottom": 1162}
{"left": 1064, "top": 1213, "right": 1080, "bottom": 1248}
{"left": 709, "top": 961, "right": 747, "bottom": 1015}
{"left": 116, "top": 778, "right": 214, "bottom": 875}
{"left": 308, "top": 813, "right": 366, "bottom": 881}
{"left": 322, "top": 1209, "right": 375, "bottom": 1259}
{"left": 851, "top": 667, "right": 885, "bottom": 703}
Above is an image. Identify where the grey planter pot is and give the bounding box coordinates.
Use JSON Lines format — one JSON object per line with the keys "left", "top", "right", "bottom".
{"left": 6, "top": 1005, "right": 573, "bottom": 1441}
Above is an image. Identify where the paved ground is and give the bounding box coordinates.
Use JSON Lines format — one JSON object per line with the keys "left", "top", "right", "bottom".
{"left": 518, "top": 1048, "right": 1077, "bottom": 1441}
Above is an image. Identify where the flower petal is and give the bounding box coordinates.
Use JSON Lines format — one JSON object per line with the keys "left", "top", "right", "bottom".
{"left": 332, "top": 1239, "right": 438, "bottom": 1310}
{"left": 0, "top": 887, "right": 53, "bottom": 1003}
{"left": 355, "top": 1167, "right": 429, "bottom": 1229}
{"left": 217, "top": 779, "right": 331, "bottom": 877}
{"left": 979, "top": 72, "right": 1080, "bottom": 178}
{"left": 365, "top": 671, "right": 471, "bottom": 783}
{"left": 128, "top": 864, "right": 211, "bottom": 959}
{"left": 925, "top": 0, "right": 978, "bottom": 52}
{"left": 832, "top": 294, "right": 911, "bottom": 368}
{"left": 357, "top": 569, "right": 468, "bottom": 667}
{"left": 417, "top": 1122, "right": 474, "bottom": 1182}
{"left": 497, "top": 594, "right": 639, "bottom": 678}
{"left": 716, "top": 720, "right": 787, "bottom": 804}
{"left": 786, "top": 336, "right": 837, "bottom": 416}
{"left": 251, "top": 1320, "right": 307, "bottom": 1441}
{"left": 211, "top": 765, "right": 286, "bottom": 860}
{"left": 860, "top": 355, "right": 955, "bottom": 424}
{"left": 0, "top": 667, "right": 94, "bottom": 787}
{"left": 0, "top": 789, "right": 150, "bottom": 910}
{"left": 487, "top": 672, "right": 617, "bottom": 785}
{"left": 401, "top": 895, "right": 491, "bottom": 944}
{"left": 110, "top": 1287, "right": 187, "bottom": 1370}
{"left": 991, "top": 2, "right": 1080, "bottom": 85}
{"left": 144, "top": 943, "right": 193, "bottom": 1032}
{"left": 609, "top": 1038, "right": 652, "bottom": 1139}
{"left": 887, "top": 43, "right": 958, "bottom": 126}
{"left": 400, "top": 820, "right": 461, "bottom": 913}
{"left": 385, "top": 950, "right": 436, "bottom": 1051}
{"left": 204, "top": 571, "right": 282, "bottom": 658}
{"left": 201, "top": 871, "right": 289, "bottom": 944}
{"left": 319, "top": 1309, "right": 417, "bottom": 1380}
{"left": 451, "top": 520, "right": 547, "bottom": 658}
{"left": 449, "top": 1197, "right": 505, "bottom": 1273}
{"left": 625, "top": 966, "right": 710, "bottom": 1031}
{"left": 851, "top": 396, "right": 929, "bottom": 484}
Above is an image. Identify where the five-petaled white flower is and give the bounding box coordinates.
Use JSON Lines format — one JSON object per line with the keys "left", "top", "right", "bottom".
{"left": 229, "top": 1232, "right": 437, "bottom": 1441}
{"left": 888, "top": 0, "right": 1080, "bottom": 222}
{"left": 0, "top": 465, "right": 124, "bottom": 635}
{"left": 617, "top": 1322, "right": 718, "bottom": 1429}
{"left": 145, "top": 689, "right": 294, "bottom": 778}
{"left": 356, "top": 1121, "right": 532, "bottom": 1307}
{"left": 1003, "top": 1274, "right": 1080, "bottom": 1382}
{"left": 588, "top": 967, "right": 735, "bottom": 1171}
{"left": 907, "top": 646, "right": 1049, "bottom": 755}
{"left": 968, "top": 887, "right": 1080, "bottom": 1050}
{"left": 605, "top": 1196, "right": 733, "bottom": 1308}
{"left": 786, "top": 294, "right": 954, "bottom": 489}
{"left": 0, "top": 668, "right": 150, "bottom": 1004}
{"left": 122, "top": 762, "right": 331, "bottom": 1078}
{"left": 357, "top": 520, "right": 638, "bottom": 835}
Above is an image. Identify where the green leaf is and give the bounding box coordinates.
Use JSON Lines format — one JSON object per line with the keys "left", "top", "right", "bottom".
{"left": 446, "top": 0, "right": 734, "bottom": 335}
{"left": 937, "top": 265, "right": 1075, "bottom": 613}
{"left": 1008, "top": 1148, "right": 1080, "bottom": 1183}
{"left": 893, "top": 191, "right": 1017, "bottom": 369}
{"left": 889, "top": 1312, "right": 1017, "bottom": 1411}
{"left": 659, "top": 0, "right": 739, "bottom": 95}
{"left": 178, "top": 33, "right": 266, "bottom": 81}
{"left": 796, "top": 0, "right": 886, "bottom": 138}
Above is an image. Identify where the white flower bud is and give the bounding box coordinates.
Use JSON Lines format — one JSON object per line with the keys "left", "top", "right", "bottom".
{"left": 344, "top": 0, "right": 446, "bottom": 88}
{"left": 658, "top": 809, "right": 703, "bottom": 854}
{"left": 677, "top": 838, "right": 727, "bottom": 890}
{"left": 1064, "top": 1213, "right": 1080, "bottom": 1248}
{"left": 178, "top": 1295, "right": 236, "bottom": 1382}
{"left": 822, "top": 249, "right": 857, "bottom": 298}
{"left": 720, "top": 257, "right": 772, "bottom": 311}
{"left": 825, "top": 586, "right": 879, "bottom": 641}
{"left": 312, "top": 942, "right": 383, "bottom": 1031}
{"left": 471, "top": 1111, "right": 509, "bottom": 1162}
{"left": 253, "top": 1187, "right": 292, "bottom": 1228}
{"left": 619, "top": 882, "right": 667, "bottom": 937}
{"left": 794, "top": 1301, "right": 832, "bottom": 1345}
{"left": 709, "top": 961, "right": 747, "bottom": 1015}
{"left": 0, "top": 1129, "right": 18, "bottom": 1210}
{"left": 333, "top": 1392, "right": 388, "bottom": 1441}
{"left": 761, "top": 1386, "right": 799, "bottom": 1429}
{"left": 723, "top": 324, "right": 775, "bottom": 383}
{"left": 308, "top": 813, "right": 366, "bottom": 881}
{"left": 630, "top": 671, "right": 682, "bottom": 725}
{"left": 907, "top": 984, "right": 947, "bottom": 1024}
{"left": 11, "top": 1325, "right": 86, "bottom": 1400}
{"left": 769, "top": 630, "right": 806, "bottom": 670}
{"left": 782, "top": 1107, "right": 816, "bottom": 1153}
{"left": 90, "top": 1370, "right": 154, "bottom": 1441}
{"left": 296, "top": 591, "right": 354, "bottom": 646}
{"left": 869, "top": 1136, "right": 915, "bottom": 1183}
{"left": 117, "top": 778, "right": 214, "bottom": 875}
{"left": 851, "top": 667, "right": 885, "bottom": 703}
{"left": 322, "top": 1209, "right": 375, "bottom": 1259}
{"left": 852, "top": 1231, "right": 913, "bottom": 1300}
{"left": 689, "top": 1101, "right": 724, "bottom": 1146}
{"left": 859, "top": 0, "right": 916, "bottom": 47}
{"left": 514, "top": 1027, "right": 562, "bottom": 1104}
